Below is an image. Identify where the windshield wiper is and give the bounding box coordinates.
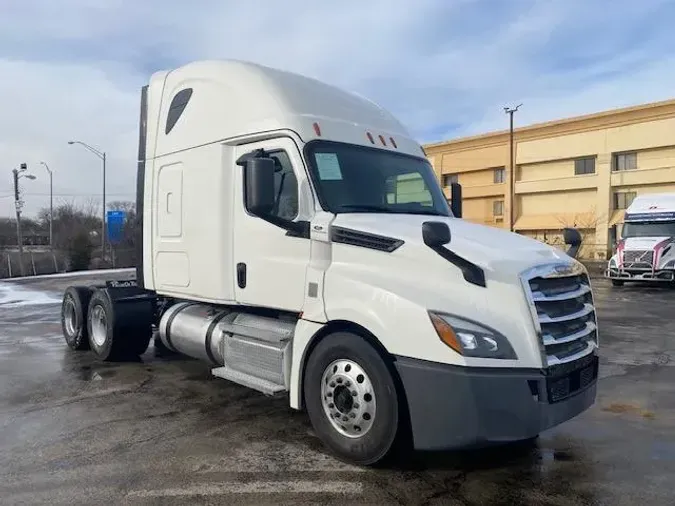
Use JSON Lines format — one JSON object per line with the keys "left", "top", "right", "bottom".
{"left": 338, "top": 204, "right": 446, "bottom": 216}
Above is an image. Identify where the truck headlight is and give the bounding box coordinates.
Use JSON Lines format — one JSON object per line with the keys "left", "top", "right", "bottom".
{"left": 428, "top": 311, "right": 517, "bottom": 360}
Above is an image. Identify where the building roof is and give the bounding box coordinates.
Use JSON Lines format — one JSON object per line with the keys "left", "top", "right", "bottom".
{"left": 423, "top": 97, "right": 675, "bottom": 152}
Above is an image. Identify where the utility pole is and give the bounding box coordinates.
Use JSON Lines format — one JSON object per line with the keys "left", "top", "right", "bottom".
{"left": 504, "top": 104, "right": 522, "bottom": 232}
{"left": 40, "top": 162, "right": 53, "bottom": 249}
{"left": 68, "top": 140, "right": 107, "bottom": 261}
{"left": 12, "top": 163, "right": 36, "bottom": 276}
{"left": 102, "top": 151, "right": 106, "bottom": 260}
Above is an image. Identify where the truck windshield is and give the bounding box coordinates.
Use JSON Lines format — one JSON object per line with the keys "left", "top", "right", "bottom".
{"left": 622, "top": 221, "right": 675, "bottom": 238}
{"left": 304, "top": 140, "right": 451, "bottom": 216}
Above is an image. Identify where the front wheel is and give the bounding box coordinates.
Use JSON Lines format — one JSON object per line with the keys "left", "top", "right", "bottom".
{"left": 611, "top": 279, "right": 624, "bottom": 286}
{"left": 303, "top": 332, "right": 400, "bottom": 466}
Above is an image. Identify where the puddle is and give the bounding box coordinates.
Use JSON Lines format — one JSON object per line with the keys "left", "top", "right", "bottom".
{"left": 78, "top": 365, "right": 117, "bottom": 381}
{"left": 537, "top": 447, "right": 577, "bottom": 465}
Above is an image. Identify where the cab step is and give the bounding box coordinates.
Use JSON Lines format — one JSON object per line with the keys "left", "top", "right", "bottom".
{"left": 211, "top": 365, "right": 287, "bottom": 397}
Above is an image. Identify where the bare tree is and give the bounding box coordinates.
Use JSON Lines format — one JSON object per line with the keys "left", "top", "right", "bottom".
{"left": 34, "top": 200, "right": 102, "bottom": 269}
{"left": 108, "top": 200, "right": 136, "bottom": 214}
{"left": 555, "top": 206, "right": 607, "bottom": 259}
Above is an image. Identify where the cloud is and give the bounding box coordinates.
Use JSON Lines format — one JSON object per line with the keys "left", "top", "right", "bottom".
{"left": 0, "top": 0, "right": 673, "bottom": 217}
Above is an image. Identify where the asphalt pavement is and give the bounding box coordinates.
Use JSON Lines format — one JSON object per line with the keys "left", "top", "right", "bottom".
{"left": 0, "top": 271, "right": 673, "bottom": 505}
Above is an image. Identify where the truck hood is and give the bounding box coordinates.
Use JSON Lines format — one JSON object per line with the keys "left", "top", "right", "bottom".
{"left": 620, "top": 236, "right": 672, "bottom": 250}
{"left": 331, "top": 213, "right": 576, "bottom": 276}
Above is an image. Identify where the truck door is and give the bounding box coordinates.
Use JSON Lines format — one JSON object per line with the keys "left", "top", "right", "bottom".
{"left": 232, "top": 137, "right": 312, "bottom": 312}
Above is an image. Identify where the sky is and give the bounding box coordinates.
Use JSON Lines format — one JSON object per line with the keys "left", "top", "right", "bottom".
{"left": 1, "top": 0, "right": 674, "bottom": 218}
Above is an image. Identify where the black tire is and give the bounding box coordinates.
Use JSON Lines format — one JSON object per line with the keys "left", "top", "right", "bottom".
{"left": 611, "top": 279, "right": 624, "bottom": 287}
{"left": 87, "top": 288, "right": 153, "bottom": 361}
{"left": 61, "top": 286, "right": 93, "bottom": 350}
{"left": 303, "top": 332, "right": 400, "bottom": 466}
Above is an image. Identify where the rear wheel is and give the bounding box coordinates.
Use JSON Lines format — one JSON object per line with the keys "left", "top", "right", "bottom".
{"left": 61, "top": 286, "right": 93, "bottom": 350}
{"left": 87, "top": 288, "right": 153, "bottom": 361}
{"left": 303, "top": 332, "right": 400, "bottom": 466}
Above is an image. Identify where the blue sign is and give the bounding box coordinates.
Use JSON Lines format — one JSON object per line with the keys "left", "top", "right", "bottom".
{"left": 107, "top": 210, "right": 126, "bottom": 244}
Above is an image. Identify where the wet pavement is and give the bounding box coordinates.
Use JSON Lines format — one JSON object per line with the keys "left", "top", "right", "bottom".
{"left": 0, "top": 272, "right": 674, "bottom": 505}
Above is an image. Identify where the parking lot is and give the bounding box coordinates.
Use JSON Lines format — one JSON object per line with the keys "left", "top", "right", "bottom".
{"left": 0, "top": 271, "right": 673, "bottom": 505}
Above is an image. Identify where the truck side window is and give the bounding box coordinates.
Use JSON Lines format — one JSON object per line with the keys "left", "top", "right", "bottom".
{"left": 268, "top": 150, "right": 298, "bottom": 221}
{"left": 165, "top": 88, "right": 193, "bottom": 134}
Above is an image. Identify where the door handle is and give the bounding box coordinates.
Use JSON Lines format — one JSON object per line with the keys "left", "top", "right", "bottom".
{"left": 236, "top": 263, "right": 247, "bottom": 288}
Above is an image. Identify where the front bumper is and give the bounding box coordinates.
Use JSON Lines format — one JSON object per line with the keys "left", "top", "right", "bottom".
{"left": 393, "top": 353, "right": 598, "bottom": 451}
{"left": 605, "top": 267, "right": 674, "bottom": 282}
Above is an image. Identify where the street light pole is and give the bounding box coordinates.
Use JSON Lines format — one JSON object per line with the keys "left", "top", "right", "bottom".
{"left": 12, "top": 163, "right": 36, "bottom": 276}
{"left": 39, "top": 162, "right": 53, "bottom": 249}
{"left": 67, "top": 140, "right": 107, "bottom": 261}
{"left": 504, "top": 104, "right": 522, "bottom": 232}
{"left": 102, "top": 151, "right": 106, "bottom": 259}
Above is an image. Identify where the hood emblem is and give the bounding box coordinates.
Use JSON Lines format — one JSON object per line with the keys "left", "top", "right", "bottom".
{"left": 541, "top": 262, "right": 583, "bottom": 278}
{"left": 553, "top": 264, "right": 574, "bottom": 276}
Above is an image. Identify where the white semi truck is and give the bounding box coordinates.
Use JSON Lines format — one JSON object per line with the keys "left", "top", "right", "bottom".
{"left": 606, "top": 193, "right": 675, "bottom": 286}
{"left": 60, "top": 60, "right": 599, "bottom": 466}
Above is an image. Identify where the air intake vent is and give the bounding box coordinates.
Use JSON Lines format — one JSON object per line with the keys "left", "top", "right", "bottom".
{"left": 331, "top": 227, "right": 404, "bottom": 252}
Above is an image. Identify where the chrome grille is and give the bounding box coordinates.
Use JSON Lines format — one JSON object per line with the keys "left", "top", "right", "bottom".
{"left": 522, "top": 263, "right": 598, "bottom": 366}
{"left": 622, "top": 249, "right": 653, "bottom": 268}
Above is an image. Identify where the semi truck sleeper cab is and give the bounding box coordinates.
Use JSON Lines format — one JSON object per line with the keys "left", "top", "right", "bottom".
{"left": 60, "top": 59, "right": 599, "bottom": 466}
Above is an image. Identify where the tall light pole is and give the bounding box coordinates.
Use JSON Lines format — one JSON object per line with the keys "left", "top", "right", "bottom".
{"left": 39, "top": 161, "right": 53, "bottom": 249}
{"left": 68, "top": 140, "right": 107, "bottom": 260}
{"left": 12, "top": 163, "right": 37, "bottom": 276}
{"left": 504, "top": 104, "right": 522, "bottom": 232}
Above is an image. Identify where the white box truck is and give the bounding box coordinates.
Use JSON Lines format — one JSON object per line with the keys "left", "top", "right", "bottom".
{"left": 606, "top": 193, "right": 675, "bottom": 286}
{"left": 60, "top": 60, "right": 599, "bottom": 466}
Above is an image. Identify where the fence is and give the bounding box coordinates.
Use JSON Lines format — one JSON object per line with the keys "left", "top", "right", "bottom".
{"left": 0, "top": 247, "right": 136, "bottom": 279}
{"left": 0, "top": 249, "right": 65, "bottom": 278}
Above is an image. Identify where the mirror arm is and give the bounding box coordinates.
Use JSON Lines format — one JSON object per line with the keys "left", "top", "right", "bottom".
{"left": 430, "top": 246, "right": 486, "bottom": 287}
{"left": 259, "top": 214, "right": 310, "bottom": 239}
{"left": 236, "top": 148, "right": 267, "bottom": 166}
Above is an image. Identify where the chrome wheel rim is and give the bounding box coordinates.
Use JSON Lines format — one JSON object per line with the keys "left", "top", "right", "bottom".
{"left": 64, "top": 299, "right": 77, "bottom": 336}
{"left": 320, "top": 359, "right": 377, "bottom": 438}
{"left": 90, "top": 304, "right": 107, "bottom": 347}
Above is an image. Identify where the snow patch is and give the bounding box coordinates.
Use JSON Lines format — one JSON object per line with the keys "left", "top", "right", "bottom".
{"left": 0, "top": 283, "right": 62, "bottom": 307}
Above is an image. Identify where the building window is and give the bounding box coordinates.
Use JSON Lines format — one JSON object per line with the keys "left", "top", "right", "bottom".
{"left": 614, "top": 191, "right": 636, "bottom": 210}
{"left": 386, "top": 172, "right": 434, "bottom": 207}
{"left": 574, "top": 157, "right": 596, "bottom": 175}
{"left": 442, "top": 173, "right": 458, "bottom": 186}
{"left": 613, "top": 152, "right": 637, "bottom": 171}
{"left": 493, "top": 200, "right": 504, "bottom": 216}
{"left": 493, "top": 167, "right": 506, "bottom": 183}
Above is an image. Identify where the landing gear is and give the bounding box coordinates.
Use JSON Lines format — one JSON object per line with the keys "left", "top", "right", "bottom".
{"left": 304, "top": 332, "right": 400, "bottom": 466}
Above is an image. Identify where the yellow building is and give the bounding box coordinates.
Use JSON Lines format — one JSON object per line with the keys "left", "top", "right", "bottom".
{"left": 424, "top": 98, "right": 675, "bottom": 260}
